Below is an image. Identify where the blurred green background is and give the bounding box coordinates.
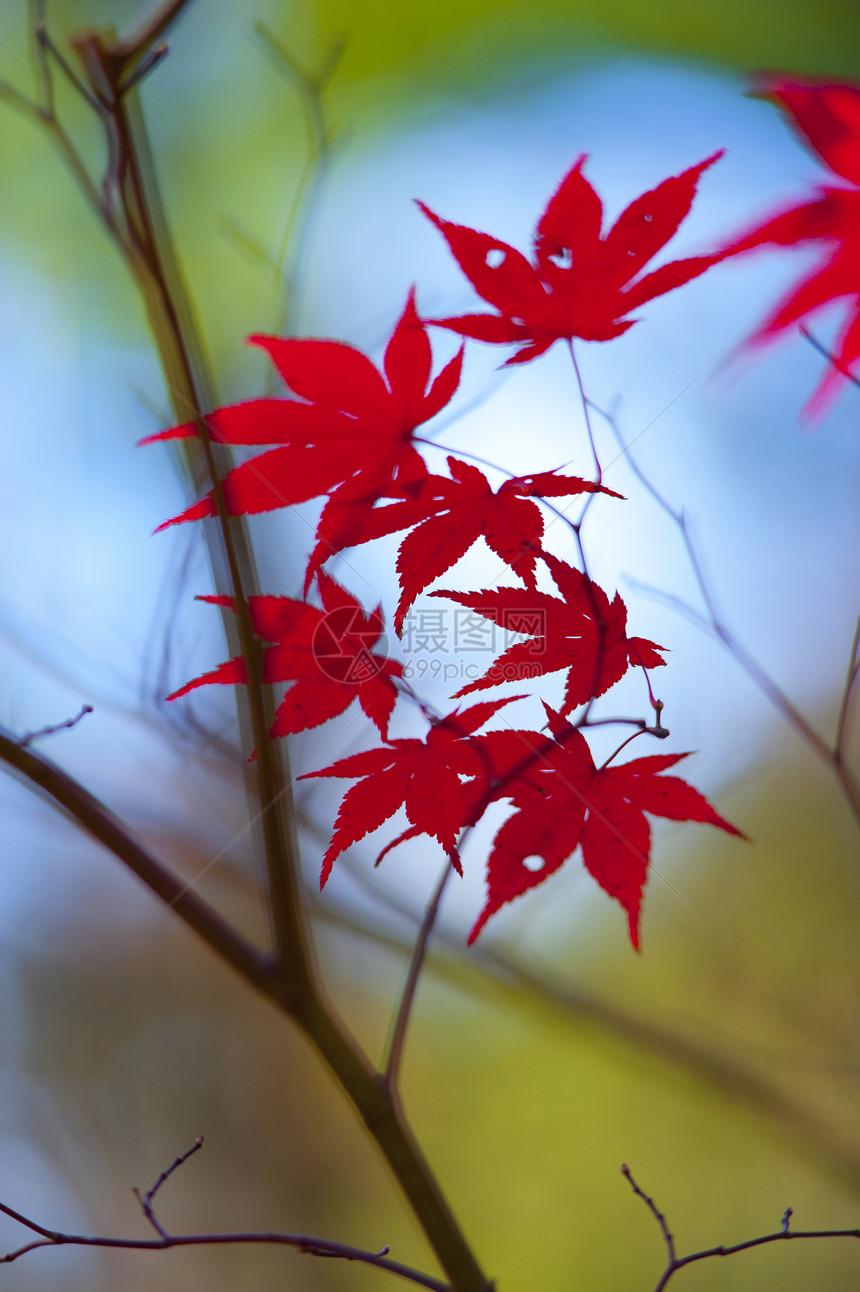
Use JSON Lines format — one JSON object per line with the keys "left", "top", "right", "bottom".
{"left": 0, "top": 1, "right": 859, "bottom": 1290}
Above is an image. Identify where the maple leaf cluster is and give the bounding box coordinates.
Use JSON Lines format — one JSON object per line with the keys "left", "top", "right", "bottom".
{"left": 138, "top": 129, "right": 776, "bottom": 948}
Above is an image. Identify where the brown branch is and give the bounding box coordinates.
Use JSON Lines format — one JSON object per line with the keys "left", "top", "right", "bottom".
{"left": 315, "top": 847, "right": 860, "bottom": 1199}
{"left": 119, "top": 0, "right": 194, "bottom": 61}
{"left": 132, "top": 1136, "right": 206, "bottom": 1237}
{"left": 0, "top": 1139, "right": 452, "bottom": 1292}
{"left": 0, "top": 13, "right": 494, "bottom": 1286}
{"left": 622, "top": 1164, "right": 860, "bottom": 1292}
{"left": 0, "top": 711, "right": 492, "bottom": 1289}
{"left": 68, "top": 19, "right": 314, "bottom": 995}
{"left": 0, "top": 725, "right": 273, "bottom": 995}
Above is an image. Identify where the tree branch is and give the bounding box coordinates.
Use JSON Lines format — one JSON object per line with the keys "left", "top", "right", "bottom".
{"left": 316, "top": 847, "right": 860, "bottom": 1199}
{"left": 0, "top": 725, "right": 272, "bottom": 994}
{"left": 0, "top": 13, "right": 495, "bottom": 1285}
{"left": 384, "top": 862, "right": 452, "bottom": 1090}
{"left": 622, "top": 1164, "right": 860, "bottom": 1291}
{"left": 0, "top": 1138, "right": 452, "bottom": 1292}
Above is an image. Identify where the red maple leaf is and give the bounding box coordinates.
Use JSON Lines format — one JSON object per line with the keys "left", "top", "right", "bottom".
{"left": 432, "top": 553, "right": 665, "bottom": 713}
{"left": 299, "top": 698, "right": 520, "bottom": 885}
{"left": 140, "top": 291, "right": 462, "bottom": 528}
{"left": 721, "top": 76, "right": 860, "bottom": 416}
{"left": 166, "top": 572, "right": 401, "bottom": 739}
{"left": 470, "top": 705, "right": 744, "bottom": 948}
{"left": 304, "top": 456, "right": 621, "bottom": 627}
{"left": 418, "top": 151, "right": 723, "bottom": 364}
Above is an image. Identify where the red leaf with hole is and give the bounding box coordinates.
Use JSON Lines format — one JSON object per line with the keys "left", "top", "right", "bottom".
{"left": 418, "top": 151, "right": 723, "bottom": 363}
{"left": 470, "top": 705, "right": 744, "bottom": 948}
{"left": 431, "top": 552, "right": 664, "bottom": 712}
{"left": 166, "top": 573, "right": 401, "bottom": 740}
{"left": 720, "top": 76, "right": 860, "bottom": 416}
{"left": 299, "top": 698, "right": 522, "bottom": 885}
{"left": 141, "top": 291, "right": 462, "bottom": 529}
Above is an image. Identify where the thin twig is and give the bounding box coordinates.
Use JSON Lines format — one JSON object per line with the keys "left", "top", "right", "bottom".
{"left": 316, "top": 842, "right": 860, "bottom": 1200}
{"left": 569, "top": 339, "right": 602, "bottom": 486}
{"left": 385, "top": 862, "right": 453, "bottom": 1090}
{"left": 117, "top": 0, "right": 194, "bottom": 67}
{"left": 0, "top": 1205, "right": 450, "bottom": 1291}
{"left": 250, "top": 22, "right": 342, "bottom": 385}
{"left": 35, "top": 22, "right": 104, "bottom": 111}
{"left": 590, "top": 397, "right": 860, "bottom": 828}
{"left": 17, "top": 703, "right": 93, "bottom": 747}
{"left": 621, "top": 1164, "right": 675, "bottom": 1262}
{"left": 622, "top": 1164, "right": 860, "bottom": 1291}
{"left": 132, "top": 1136, "right": 205, "bottom": 1237}
{"left": 835, "top": 615, "right": 860, "bottom": 764}
{"left": 801, "top": 325, "right": 860, "bottom": 392}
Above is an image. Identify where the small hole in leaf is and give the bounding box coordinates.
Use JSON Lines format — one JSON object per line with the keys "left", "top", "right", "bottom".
{"left": 547, "top": 247, "right": 573, "bottom": 269}
{"left": 522, "top": 855, "right": 545, "bottom": 873}
{"left": 485, "top": 248, "right": 506, "bottom": 269}
{"left": 511, "top": 317, "right": 526, "bottom": 326}
{"left": 643, "top": 213, "right": 653, "bottom": 222}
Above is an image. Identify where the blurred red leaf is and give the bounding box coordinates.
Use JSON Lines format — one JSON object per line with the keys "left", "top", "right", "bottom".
{"left": 722, "top": 75, "right": 860, "bottom": 417}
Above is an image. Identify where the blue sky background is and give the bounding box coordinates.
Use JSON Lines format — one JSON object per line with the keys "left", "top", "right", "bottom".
{"left": 0, "top": 55, "right": 857, "bottom": 952}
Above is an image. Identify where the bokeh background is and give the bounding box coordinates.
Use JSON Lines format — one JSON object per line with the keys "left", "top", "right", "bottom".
{"left": 0, "top": 0, "right": 859, "bottom": 1289}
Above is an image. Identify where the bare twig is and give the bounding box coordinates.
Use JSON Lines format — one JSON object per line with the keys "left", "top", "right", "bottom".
{"left": 0, "top": 1199, "right": 450, "bottom": 1290}
{"left": 801, "top": 325, "right": 860, "bottom": 393}
{"left": 590, "top": 397, "right": 860, "bottom": 828}
{"left": 17, "top": 703, "right": 93, "bottom": 747}
{"left": 132, "top": 1136, "right": 205, "bottom": 1237}
{"left": 621, "top": 1164, "right": 675, "bottom": 1262}
{"left": 835, "top": 615, "right": 860, "bottom": 765}
{"left": 384, "top": 862, "right": 453, "bottom": 1090}
{"left": 250, "top": 22, "right": 342, "bottom": 379}
{"left": 3, "top": 1143, "right": 443, "bottom": 1289}
{"left": 622, "top": 1164, "right": 860, "bottom": 1291}
{"left": 34, "top": 20, "right": 104, "bottom": 111}
{"left": 313, "top": 843, "right": 860, "bottom": 1199}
